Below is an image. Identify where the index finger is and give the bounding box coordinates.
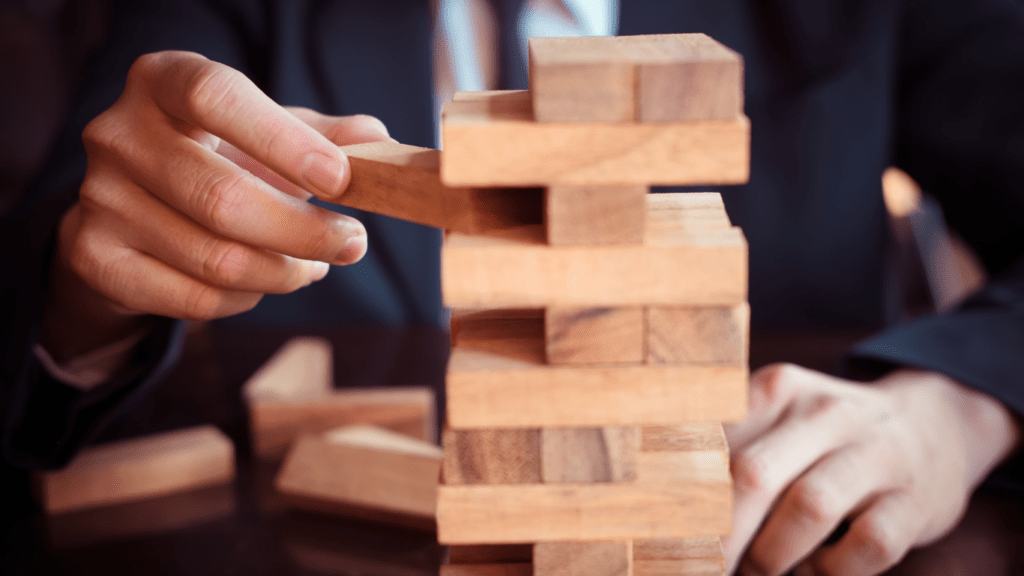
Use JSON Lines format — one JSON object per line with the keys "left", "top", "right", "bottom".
{"left": 137, "top": 51, "right": 351, "bottom": 200}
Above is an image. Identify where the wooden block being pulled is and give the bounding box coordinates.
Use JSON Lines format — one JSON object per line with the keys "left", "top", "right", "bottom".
{"left": 534, "top": 541, "right": 633, "bottom": 576}
{"left": 441, "top": 91, "right": 750, "bottom": 186}
{"left": 545, "top": 307, "right": 645, "bottom": 365}
{"left": 448, "top": 544, "right": 534, "bottom": 565}
{"left": 529, "top": 37, "right": 635, "bottom": 123}
{"left": 441, "top": 564, "right": 533, "bottom": 576}
{"left": 35, "top": 426, "right": 235, "bottom": 514}
{"left": 275, "top": 425, "right": 442, "bottom": 531}
{"left": 541, "top": 427, "right": 638, "bottom": 483}
{"left": 442, "top": 428, "right": 541, "bottom": 485}
{"left": 634, "top": 537, "right": 724, "bottom": 576}
{"left": 646, "top": 303, "right": 749, "bottom": 365}
{"left": 546, "top": 186, "right": 647, "bottom": 245}
{"left": 447, "top": 313, "right": 746, "bottom": 428}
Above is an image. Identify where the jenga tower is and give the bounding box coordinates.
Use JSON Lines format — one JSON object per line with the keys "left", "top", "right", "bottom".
{"left": 436, "top": 34, "right": 750, "bottom": 576}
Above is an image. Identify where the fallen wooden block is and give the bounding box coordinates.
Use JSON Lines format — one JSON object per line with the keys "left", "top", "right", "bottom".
{"left": 440, "top": 564, "right": 533, "bottom": 576}
{"left": 646, "top": 303, "right": 749, "bottom": 365}
{"left": 541, "top": 427, "right": 639, "bottom": 483}
{"left": 534, "top": 541, "right": 633, "bottom": 576}
{"left": 634, "top": 537, "right": 724, "bottom": 576}
{"left": 447, "top": 544, "right": 534, "bottom": 565}
{"left": 35, "top": 425, "right": 235, "bottom": 514}
{"left": 275, "top": 425, "right": 442, "bottom": 531}
{"left": 441, "top": 91, "right": 750, "bottom": 187}
{"left": 545, "top": 186, "right": 648, "bottom": 245}
{"left": 242, "top": 336, "right": 334, "bottom": 403}
{"left": 447, "top": 313, "right": 746, "bottom": 428}
{"left": 442, "top": 428, "right": 541, "bottom": 485}
{"left": 545, "top": 307, "right": 645, "bottom": 365}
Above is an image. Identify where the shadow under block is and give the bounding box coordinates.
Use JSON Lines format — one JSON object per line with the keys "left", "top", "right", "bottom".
{"left": 540, "top": 427, "right": 639, "bottom": 483}
{"left": 634, "top": 537, "right": 724, "bottom": 576}
{"left": 447, "top": 315, "right": 746, "bottom": 428}
{"left": 341, "top": 141, "right": 541, "bottom": 233}
{"left": 35, "top": 425, "right": 235, "bottom": 514}
{"left": 528, "top": 34, "right": 743, "bottom": 123}
{"left": 440, "top": 91, "right": 750, "bottom": 187}
{"left": 545, "top": 307, "right": 645, "bottom": 365}
{"left": 447, "top": 544, "right": 534, "bottom": 565}
{"left": 275, "top": 425, "right": 442, "bottom": 531}
{"left": 646, "top": 303, "right": 750, "bottom": 365}
{"left": 545, "top": 186, "right": 647, "bottom": 245}
{"left": 441, "top": 564, "right": 533, "bottom": 576}
{"left": 442, "top": 428, "right": 541, "bottom": 485}
{"left": 534, "top": 541, "right": 633, "bottom": 576}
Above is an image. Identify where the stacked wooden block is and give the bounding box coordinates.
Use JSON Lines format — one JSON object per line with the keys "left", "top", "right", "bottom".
{"left": 436, "top": 34, "right": 750, "bottom": 576}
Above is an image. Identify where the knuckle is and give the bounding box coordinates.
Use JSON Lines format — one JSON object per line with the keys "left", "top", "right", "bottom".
{"left": 755, "top": 362, "right": 795, "bottom": 403}
{"left": 185, "top": 63, "right": 242, "bottom": 122}
{"left": 202, "top": 240, "right": 251, "bottom": 287}
{"left": 788, "top": 482, "right": 840, "bottom": 526}
{"left": 182, "top": 283, "right": 227, "bottom": 320}
{"left": 201, "top": 172, "right": 251, "bottom": 231}
{"left": 853, "top": 516, "right": 904, "bottom": 567}
{"left": 299, "top": 217, "right": 337, "bottom": 260}
{"left": 732, "top": 451, "right": 772, "bottom": 494}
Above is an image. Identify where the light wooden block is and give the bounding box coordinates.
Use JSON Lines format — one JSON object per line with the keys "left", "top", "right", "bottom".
{"left": 447, "top": 314, "right": 747, "bottom": 428}
{"left": 534, "top": 541, "right": 633, "bottom": 576}
{"left": 448, "top": 544, "right": 534, "bottom": 565}
{"left": 529, "top": 37, "right": 635, "bottom": 123}
{"left": 541, "top": 428, "right": 638, "bottom": 483}
{"left": 242, "top": 337, "right": 334, "bottom": 402}
{"left": 637, "top": 424, "right": 730, "bottom": 484}
{"left": 646, "top": 303, "right": 749, "bottom": 365}
{"left": 441, "top": 564, "right": 533, "bottom": 576}
{"left": 634, "top": 537, "right": 724, "bottom": 576}
{"left": 442, "top": 428, "right": 541, "bottom": 485}
{"left": 35, "top": 426, "right": 235, "bottom": 514}
{"left": 545, "top": 307, "right": 645, "bottom": 365}
{"left": 545, "top": 186, "right": 647, "bottom": 245}
{"left": 647, "top": 192, "right": 731, "bottom": 230}
{"left": 441, "top": 91, "right": 750, "bottom": 186}
{"left": 275, "top": 425, "right": 442, "bottom": 531}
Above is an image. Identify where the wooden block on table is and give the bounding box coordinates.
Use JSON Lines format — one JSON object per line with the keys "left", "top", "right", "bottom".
{"left": 448, "top": 544, "right": 534, "bottom": 565}
{"left": 447, "top": 313, "right": 747, "bottom": 428}
{"left": 534, "top": 541, "right": 633, "bottom": 576}
{"left": 441, "top": 564, "right": 533, "bottom": 576}
{"left": 646, "top": 303, "right": 749, "bottom": 365}
{"left": 35, "top": 426, "right": 235, "bottom": 514}
{"left": 442, "top": 428, "right": 541, "bottom": 485}
{"left": 541, "top": 427, "right": 638, "bottom": 483}
{"left": 634, "top": 537, "right": 724, "bottom": 576}
{"left": 545, "top": 186, "right": 647, "bottom": 245}
{"left": 529, "top": 37, "right": 635, "bottom": 123}
{"left": 441, "top": 91, "right": 750, "bottom": 187}
{"left": 545, "top": 307, "right": 645, "bottom": 365}
{"left": 275, "top": 425, "right": 442, "bottom": 531}
{"left": 242, "top": 337, "right": 334, "bottom": 403}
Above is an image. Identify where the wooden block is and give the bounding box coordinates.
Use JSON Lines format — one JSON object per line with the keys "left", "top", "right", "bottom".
{"left": 529, "top": 37, "right": 635, "bottom": 123}
{"left": 545, "top": 186, "right": 647, "bottom": 245}
{"left": 646, "top": 303, "right": 749, "bottom": 365}
{"left": 242, "top": 337, "right": 334, "bottom": 402}
{"left": 634, "top": 537, "right": 724, "bottom": 576}
{"left": 448, "top": 544, "right": 534, "bottom": 565}
{"left": 275, "top": 425, "right": 442, "bottom": 531}
{"left": 447, "top": 314, "right": 747, "bottom": 428}
{"left": 647, "top": 192, "right": 731, "bottom": 230}
{"left": 637, "top": 425, "right": 729, "bottom": 484}
{"left": 541, "top": 428, "right": 638, "bottom": 483}
{"left": 641, "top": 423, "right": 727, "bottom": 453}
{"left": 545, "top": 307, "right": 645, "bottom": 365}
{"left": 441, "top": 564, "right": 533, "bottom": 576}
{"left": 442, "top": 428, "right": 541, "bottom": 485}
{"left": 35, "top": 426, "right": 235, "bottom": 514}
{"left": 534, "top": 541, "right": 633, "bottom": 576}
{"left": 341, "top": 141, "right": 541, "bottom": 232}
{"left": 441, "top": 91, "right": 750, "bottom": 187}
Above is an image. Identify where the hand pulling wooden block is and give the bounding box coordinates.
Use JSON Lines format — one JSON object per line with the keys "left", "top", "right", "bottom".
{"left": 646, "top": 303, "right": 749, "bottom": 365}
{"left": 529, "top": 37, "right": 635, "bottom": 123}
{"left": 441, "top": 91, "right": 750, "bottom": 187}
{"left": 541, "top": 427, "right": 638, "bottom": 483}
{"left": 447, "top": 544, "right": 534, "bottom": 565}
{"left": 35, "top": 425, "right": 235, "bottom": 514}
{"left": 440, "top": 564, "right": 533, "bottom": 576}
{"left": 442, "top": 428, "right": 541, "bottom": 485}
{"left": 545, "top": 186, "right": 647, "bottom": 245}
{"left": 634, "top": 537, "right": 724, "bottom": 576}
{"left": 275, "top": 425, "right": 442, "bottom": 531}
{"left": 545, "top": 307, "right": 645, "bottom": 365}
{"left": 534, "top": 541, "right": 633, "bottom": 576}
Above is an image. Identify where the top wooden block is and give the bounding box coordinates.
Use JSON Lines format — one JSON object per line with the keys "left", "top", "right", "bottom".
{"left": 529, "top": 34, "right": 743, "bottom": 123}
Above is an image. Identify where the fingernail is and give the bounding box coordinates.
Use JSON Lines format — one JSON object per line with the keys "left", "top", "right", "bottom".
{"left": 333, "top": 233, "right": 367, "bottom": 265}
{"left": 302, "top": 151, "right": 344, "bottom": 196}
{"left": 311, "top": 261, "right": 330, "bottom": 282}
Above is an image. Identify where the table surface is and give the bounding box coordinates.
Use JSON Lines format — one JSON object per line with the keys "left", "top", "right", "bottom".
{"left": 2, "top": 323, "right": 1022, "bottom": 575}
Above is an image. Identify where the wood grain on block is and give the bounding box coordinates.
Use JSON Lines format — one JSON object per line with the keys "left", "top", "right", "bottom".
{"left": 545, "top": 307, "right": 645, "bottom": 365}
{"left": 634, "top": 537, "right": 724, "bottom": 576}
{"left": 447, "top": 315, "right": 747, "bottom": 428}
{"left": 529, "top": 36, "right": 635, "bottom": 122}
{"left": 441, "top": 91, "right": 750, "bottom": 187}
{"left": 641, "top": 423, "right": 727, "bottom": 453}
{"left": 440, "top": 564, "right": 533, "bottom": 576}
{"left": 534, "top": 541, "right": 633, "bottom": 576}
{"left": 442, "top": 428, "right": 541, "bottom": 485}
{"left": 242, "top": 337, "right": 333, "bottom": 402}
{"left": 342, "top": 141, "right": 541, "bottom": 232}
{"left": 250, "top": 386, "right": 436, "bottom": 459}
{"left": 647, "top": 192, "right": 731, "bottom": 231}
{"left": 546, "top": 186, "right": 647, "bottom": 245}
{"left": 540, "top": 427, "right": 638, "bottom": 483}
{"left": 637, "top": 424, "right": 729, "bottom": 484}
{"left": 275, "top": 425, "right": 442, "bottom": 531}
{"left": 447, "top": 544, "right": 534, "bottom": 565}
{"left": 646, "top": 303, "right": 749, "bottom": 365}
{"left": 35, "top": 426, "right": 235, "bottom": 514}
{"left": 442, "top": 225, "right": 746, "bottom": 310}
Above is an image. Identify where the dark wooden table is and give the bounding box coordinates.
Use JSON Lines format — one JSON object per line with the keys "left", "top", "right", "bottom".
{"left": 1, "top": 323, "right": 1021, "bottom": 575}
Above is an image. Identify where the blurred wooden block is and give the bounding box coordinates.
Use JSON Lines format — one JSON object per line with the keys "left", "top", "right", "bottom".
{"left": 447, "top": 544, "right": 534, "bottom": 565}
{"left": 442, "top": 428, "right": 541, "bottom": 485}
{"left": 641, "top": 423, "right": 727, "bottom": 453}
{"left": 541, "top": 427, "right": 638, "bottom": 483}
{"left": 275, "top": 425, "right": 442, "bottom": 531}
{"left": 446, "top": 313, "right": 746, "bottom": 428}
{"left": 646, "top": 303, "right": 749, "bottom": 365}
{"left": 534, "top": 541, "right": 633, "bottom": 576}
{"left": 530, "top": 37, "right": 635, "bottom": 123}
{"left": 545, "top": 307, "right": 645, "bottom": 365}
{"left": 441, "top": 564, "right": 533, "bottom": 576}
{"left": 342, "top": 142, "right": 541, "bottom": 232}
{"left": 634, "top": 537, "right": 724, "bottom": 576}
{"left": 545, "top": 186, "right": 647, "bottom": 245}
{"left": 242, "top": 337, "right": 334, "bottom": 402}
{"left": 35, "top": 426, "right": 235, "bottom": 514}
{"left": 637, "top": 424, "right": 729, "bottom": 484}
{"left": 441, "top": 91, "right": 750, "bottom": 187}
{"left": 647, "top": 192, "right": 731, "bottom": 231}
